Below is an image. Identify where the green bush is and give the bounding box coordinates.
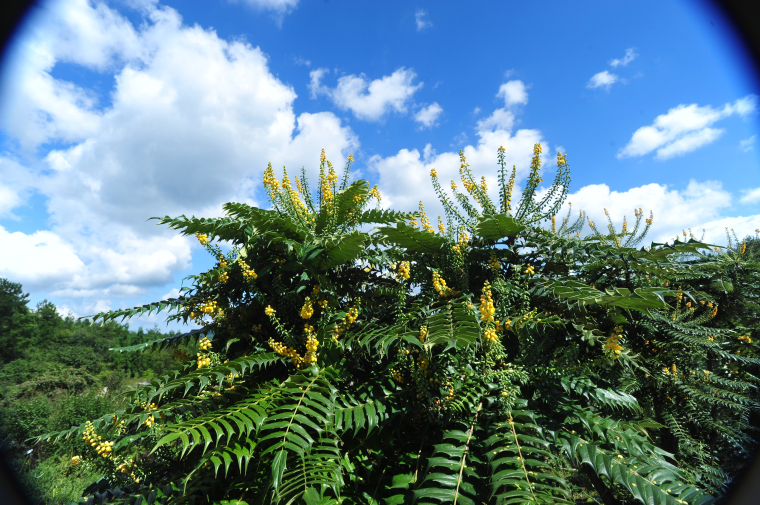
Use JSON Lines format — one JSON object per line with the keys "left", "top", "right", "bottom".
{"left": 36, "top": 147, "right": 759, "bottom": 504}
{"left": 1, "top": 395, "right": 51, "bottom": 445}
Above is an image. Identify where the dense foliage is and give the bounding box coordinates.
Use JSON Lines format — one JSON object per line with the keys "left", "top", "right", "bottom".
{"left": 37, "top": 147, "right": 760, "bottom": 505}
{"left": 0, "top": 280, "right": 186, "bottom": 504}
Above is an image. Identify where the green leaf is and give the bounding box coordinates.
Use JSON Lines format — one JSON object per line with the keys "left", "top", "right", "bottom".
{"left": 474, "top": 213, "right": 526, "bottom": 240}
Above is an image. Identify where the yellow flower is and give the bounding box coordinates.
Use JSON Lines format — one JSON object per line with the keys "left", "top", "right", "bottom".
{"left": 300, "top": 297, "right": 314, "bottom": 319}
{"left": 265, "top": 305, "right": 275, "bottom": 317}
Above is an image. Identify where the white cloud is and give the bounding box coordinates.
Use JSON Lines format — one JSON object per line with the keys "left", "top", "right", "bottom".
{"left": 497, "top": 80, "right": 528, "bottom": 106}
{"left": 309, "top": 67, "right": 423, "bottom": 121}
{"left": 308, "top": 67, "right": 329, "bottom": 98}
{"left": 228, "top": 0, "right": 299, "bottom": 25}
{"left": 415, "top": 9, "right": 432, "bottom": 31}
{"left": 739, "top": 187, "right": 760, "bottom": 204}
{"left": 414, "top": 102, "right": 443, "bottom": 129}
{"left": 0, "top": 226, "right": 85, "bottom": 290}
{"left": 586, "top": 70, "right": 620, "bottom": 90}
{"left": 0, "top": 184, "right": 23, "bottom": 219}
{"left": 739, "top": 135, "right": 756, "bottom": 152}
{"left": 0, "top": 1, "right": 358, "bottom": 305}
{"left": 161, "top": 287, "right": 182, "bottom": 300}
{"left": 476, "top": 108, "right": 516, "bottom": 132}
{"left": 654, "top": 127, "right": 724, "bottom": 159}
{"left": 556, "top": 179, "right": 738, "bottom": 244}
{"left": 610, "top": 48, "right": 638, "bottom": 68}
{"left": 0, "top": 156, "right": 38, "bottom": 219}
{"left": 618, "top": 95, "right": 758, "bottom": 159}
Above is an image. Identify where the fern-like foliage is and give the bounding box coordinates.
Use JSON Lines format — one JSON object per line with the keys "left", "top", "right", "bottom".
{"left": 44, "top": 148, "right": 760, "bottom": 505}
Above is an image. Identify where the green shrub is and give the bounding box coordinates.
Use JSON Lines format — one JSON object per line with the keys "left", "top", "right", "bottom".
{"left": 37, "top": 147, "right": 759, "bottom": 504}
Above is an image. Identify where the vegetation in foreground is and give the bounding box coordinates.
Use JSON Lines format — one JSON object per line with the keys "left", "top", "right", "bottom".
{"left": 33, "top": 146, "right": 760, "bottom": 504}
{"left": 0, "top": 280, "right": 187, "bottom": 504}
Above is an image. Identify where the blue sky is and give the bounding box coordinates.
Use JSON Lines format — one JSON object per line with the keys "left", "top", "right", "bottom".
{"left": 0, "top": 0, "right": 758, "bottom": 331}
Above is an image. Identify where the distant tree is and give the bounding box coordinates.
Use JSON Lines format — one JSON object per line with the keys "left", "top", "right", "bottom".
{"left": 0, "top": 278, "right": 31, "bottom": 363}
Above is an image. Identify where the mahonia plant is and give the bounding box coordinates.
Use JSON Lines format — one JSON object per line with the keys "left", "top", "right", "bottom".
{"left": 39, "top": 147, "right": 759, "bottom": 505}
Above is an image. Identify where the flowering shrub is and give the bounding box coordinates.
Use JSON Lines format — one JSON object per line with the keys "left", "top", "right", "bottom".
{"left": 39, "top": 147, "right": 759, "bottom": 505}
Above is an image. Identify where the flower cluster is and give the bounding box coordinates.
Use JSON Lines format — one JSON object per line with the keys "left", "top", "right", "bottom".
{"left": 300, "top": 297, "right": 314, "bottom": 319}
{"left": 96, "top": 439, "right": 114, "bottom": 457}
{"left": 303, "top": 327, "right": 319, "bottom": 366}
{"left": 268, "top": 338, "right": 302, "bottom": 366}
{"left": 390, "top": 368, "right": 404, "bottom": 383}
{"left": 238, "top": 259, "right": 257, "bottom": 282}
{"left": 484, "top": 327, "right": 498, "bottom": 343}
{"left": 556, "top": 151, "right": 568, "bottom": 167}
{"left": 738, "top": 335, "right": 752, "bottom": 344}
{"left": 369, "top": 185, "right": 382, "bottom": 201}
{"left": 265, "top": 305, "right": 276, "bottom": 317}
{"left": 603, "top": 326, "right": 624, "bottom": 358}
{"left": 432, "top": 271, "right": 453, "bottom": 297}
{"left": 190, "top": 300, "right": 223, "bottom": 322}
{"left": 197, "top": 353, "right": 211, "bottom": 369}
{"left": 332, "top": 304, "right": 360, "bottom": 343}
{"left": 528, "top": 143, "right": 543, "bottom": 185}
{"left": 419, "top": 203, "right": 434, "bottom": 233}
{"left": 396, "top": 261, "right": 411, "bottom": 280}
{"left": 512, "top": 309, "right": 537, "bottom": 330}
{"left": 263, "top": 162, "right": 280, "bottom": 192}
{"left": 417, "top": 355, "right": 429, "bottom": 375}
{"left": 143, "top": 414, "right": 155, "bottom": 428}
{"left": 479, "top": 282, "right": 495, "bottom": 322}
{"left": 71, "top": 455, "right": 81, "bottom": 466}
{"left": 488, "top": 251, "right": 500, "bottom": 270}
{"left": 83, "top": 421, "right": 114, "bottom": 459}
{"left": 438, "top": 216, "right": 445, "bottom": 234}
{"left": 198, "top": 337, "right": 212, "bottom": 352}
{"left": 116, "top": 459, "right": 139, "bottom": 482}
{"left": 523, "top": 265, "right": 535, "bottom": 276}
{"left": 196, "top": 233, "right": 209, "bottom": 246}
{"left": 419, "top": 325, "right": 427, "bottom": 343}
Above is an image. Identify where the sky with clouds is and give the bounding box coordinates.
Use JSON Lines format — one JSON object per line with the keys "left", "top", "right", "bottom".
{"left": 0, "top": 0, "right": 758, "bottom": 330}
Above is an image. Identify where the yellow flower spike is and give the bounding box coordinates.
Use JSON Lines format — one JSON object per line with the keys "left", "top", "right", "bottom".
{"left": 300, "top": 297, "right": 314, "bottom": 319}
{"left": 265, "top": 305, "right": 275, "bottom": 317}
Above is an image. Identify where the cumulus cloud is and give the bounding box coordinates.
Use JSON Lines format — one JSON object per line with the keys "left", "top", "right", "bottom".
{"left": 586, "top": 49, "right": 637, "bottom": 92}
{"left": 555, "top": 179, "right": 741, "bottom": 244}
{"left": 618, "top": 95, "right": 758, "bottom": 159}
{"left": 0, "top": 226, "right": 85, "bottom": 290}
{"left": 414, "top": 102, "right": 443, "bottom": 129}
{"left": 610, "top": 48, "right": 638, "bottom": 68}
{"left": 415, "top": 9, "right": 432, "bottom": 31}
{"left": 587, "top": 70, "right": 620, "bottom": 90}
{"left": 476, "top": 108, "right": 516, "bottom": 133}
{"left": 497, "top": 80, "right": 528, "bottom": 106}
{"left": 740, "top": 135, "right": 755, "bottom": 152}
{"left": 739, "top": 187, "right": 760, "bottom": 204}
{"left": 0, "top": 0, "right": 358, "bottom": 311}
{"left": 473, "top": 80, "right": 529, "bottom": 133}
{"left": 309, "top": 67, "right": 423, "bottom": 121}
